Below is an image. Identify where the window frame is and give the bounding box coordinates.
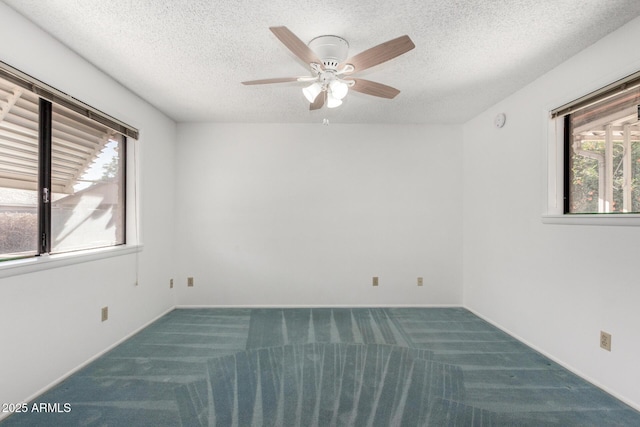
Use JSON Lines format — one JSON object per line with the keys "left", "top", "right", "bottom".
{"left": 0, "top": 61, "right": 139, "bottom": 268}
{"left": 543, "top": 71, "right": 640, "bottom": 226}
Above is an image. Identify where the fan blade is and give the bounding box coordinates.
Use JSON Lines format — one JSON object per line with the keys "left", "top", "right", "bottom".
{"left": 242, "top": 77, "right": 304, "bottom": 85}
{"left": 270, "top": 26, "right": 323, "bottom": 67}
{"left": 310, "top": 91, "right": 325, "bottom": 110}
{"left": 340, "top": 35, "right": 415, "bottom": 73}
{"left": 348, "top": 79, "right": 401, "bottom": 99}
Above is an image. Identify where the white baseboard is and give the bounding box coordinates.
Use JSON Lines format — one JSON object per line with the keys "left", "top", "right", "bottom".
{"left": 4, "top": 304, "right": 636, "bottom": 423}
{"left": 175, "top": 304, "right": 462, "bottom": 309}
{"left": 465, "top": 306, "right": 640, "bottom": 413}
{"left": 0, "top": 306, "right": 176, "bottom": 423}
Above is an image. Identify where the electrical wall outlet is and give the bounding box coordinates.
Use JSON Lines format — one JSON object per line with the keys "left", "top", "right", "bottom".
{"left": 372, "top": 277, "right": 379, "bottom": 287}
{"left": 170, "top": 278, "right": 174, "bottom": 289}
{"left": 187, "top": 277, "right": 194, "bottom": 287}
{"left": 600, "top": 331, "right": 612, "bottom": 351}
{"left": 417, "top": 277, "right": 423, "bottom": 286}
{"left": 101, "top": 306, "right": 108, "bottom": 322}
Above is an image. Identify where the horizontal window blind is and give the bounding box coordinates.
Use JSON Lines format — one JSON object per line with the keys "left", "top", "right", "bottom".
{"left": 551, "top": 70, "right": 640, "bottom": 119}
{"left": 0, "top": 61, "right": 138, "bottom": 139}
{"left": 0, "top": 66, "right": 133, "bottom": 193}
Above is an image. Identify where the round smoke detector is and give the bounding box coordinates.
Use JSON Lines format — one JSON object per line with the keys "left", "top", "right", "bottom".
{"left": 308, "top": 35, "right": 349, "bottom": 70}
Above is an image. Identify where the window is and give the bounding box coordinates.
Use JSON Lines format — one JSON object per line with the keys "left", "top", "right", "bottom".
{"left": 0, "top": 63, "right": 137, "bottom": 261}
{"left": 550, "top": 71, "right": 640, "bottom": 219}
{"left": 50, "top": 104, "right": 126, "bottom": 253}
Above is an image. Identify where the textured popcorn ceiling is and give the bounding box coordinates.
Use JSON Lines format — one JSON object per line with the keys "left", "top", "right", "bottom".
{"left": 4, "top": 0, "right": 640, "bottom": 124}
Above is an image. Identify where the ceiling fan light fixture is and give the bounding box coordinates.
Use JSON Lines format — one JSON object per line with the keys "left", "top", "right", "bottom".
{"left": 244, "top": 27, "right": 415, "bottom": 112}
{"left": 329, "top": 80, "right": 349, "bottom": 100}
{"left": 327, "top": 92, "right": 343, "bottom": 108}
{"left": 302, "top": 82, "right": 322, "bottom": 103}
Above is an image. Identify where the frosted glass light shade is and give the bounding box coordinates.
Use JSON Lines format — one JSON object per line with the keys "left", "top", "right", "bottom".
{"left": 302, "top": 83, "right": 322, "bottom": 103}
{"left": 329, "top": 80, "right": 348, "bottom": 100}
{"left": 327, "top": 92, "right": 343, "bottom": 108}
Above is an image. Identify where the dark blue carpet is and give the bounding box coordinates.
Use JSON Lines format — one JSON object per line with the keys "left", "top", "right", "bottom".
{"left": 2, "top": 307, "right": 639, "bottom": 426}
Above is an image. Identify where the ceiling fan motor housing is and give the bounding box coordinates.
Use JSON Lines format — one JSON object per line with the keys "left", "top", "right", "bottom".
{"left": 308, "top": 35, "right": 349, "bottom": 69}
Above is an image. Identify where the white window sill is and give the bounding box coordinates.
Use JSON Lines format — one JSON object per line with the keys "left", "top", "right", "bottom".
{"left": 542, "top": 214, "right": 640, "bottom": 226}
{"left": 0, "top": 244, "right": 143, "bottom": 279}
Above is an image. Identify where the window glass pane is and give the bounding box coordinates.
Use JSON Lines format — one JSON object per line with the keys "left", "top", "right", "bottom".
{"left": 50, "top": 104, "right": 125, "bottom": 253}
{"left": 0, "top": 76, "right": 39, "bottom": 260}
{"left": 0, "top": 188, "right": 38, "bottom": 260}
{"left": 568, "top": 86, "right": 640, "bottom": 213}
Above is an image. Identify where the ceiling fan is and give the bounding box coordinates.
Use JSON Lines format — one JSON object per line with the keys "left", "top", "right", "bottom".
{"left": 242, "top": 26, "right": 415, "bottom": 110}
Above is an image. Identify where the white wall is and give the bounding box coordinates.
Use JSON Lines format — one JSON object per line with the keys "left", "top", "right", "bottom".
{"left": 0, "top": 3, "right": 177, "bottom": 409}
{"left": 5, "top": 0, "right": 639, "bottom": 414}
{"left": 174, "top": 123, "right": 462, "bottom": 307}
{"left": 463, "top": 16, "right": 640, "bottom": 409}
